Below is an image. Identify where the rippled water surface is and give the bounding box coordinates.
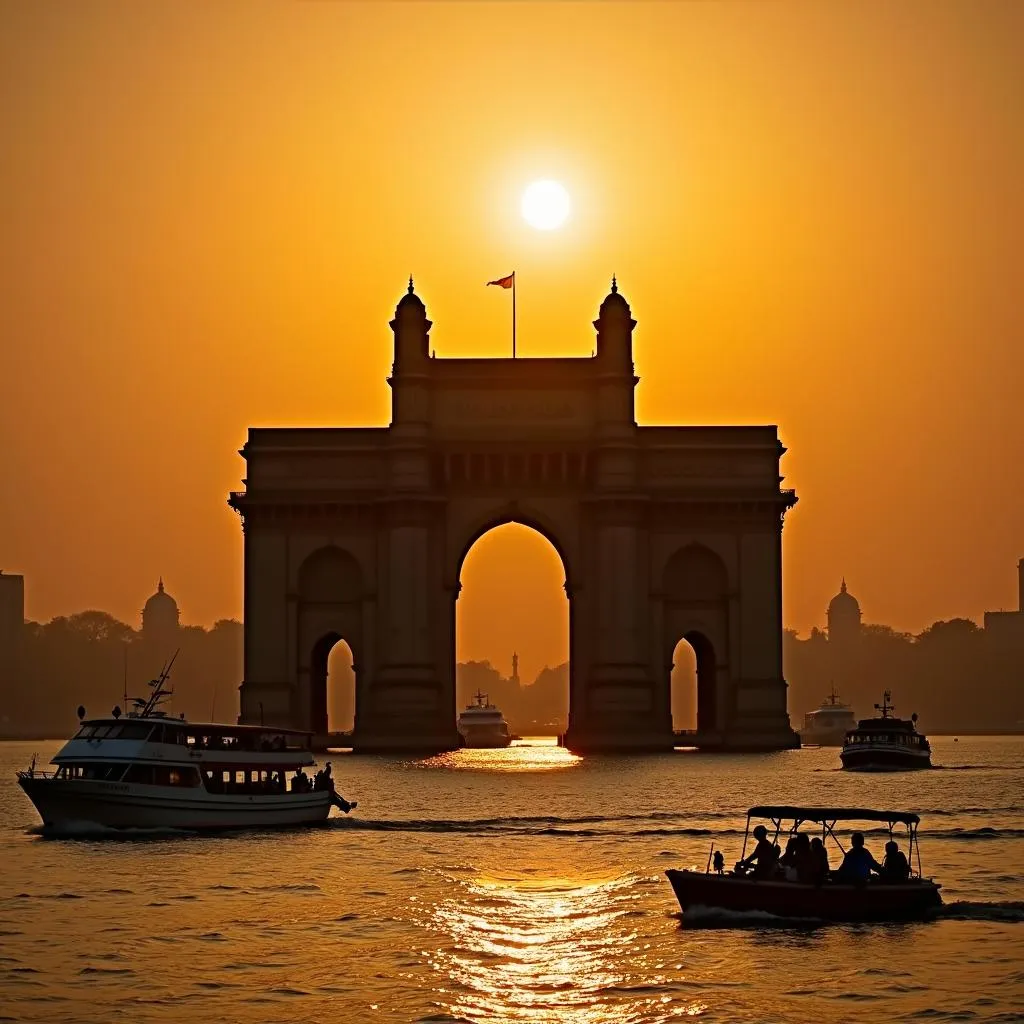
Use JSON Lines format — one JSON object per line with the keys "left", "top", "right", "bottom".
{"left": 2, "top": 737, "right": 1023, "bottom": 1023}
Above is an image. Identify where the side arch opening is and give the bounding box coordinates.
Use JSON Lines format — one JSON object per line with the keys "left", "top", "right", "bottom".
{"left": 308, "top": 633, "right": 355, "bottom": 737}
{"left": 297, "top": 546, "right": 363, "bottom": 740}
{"left": 671, "top": 632, "right": 718, "bottom": 734}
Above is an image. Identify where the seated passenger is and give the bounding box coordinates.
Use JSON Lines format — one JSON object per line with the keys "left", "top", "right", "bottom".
{"left": 809, "top": 836, "right": 830, "bottom": 885}
{"left": 881, "top": 840, "right": 910, "bottom": 883}
{"left": 736, "top": 825, "right": 779, "bottom": 879}
{"left": 792, "top": 832, "right": 814, "bottom": 882}
{"left": 835, "top": 832, "right": 882, "bottom": 884}
{"left": 779, "top": 835, "right": 800, "bottom": 880}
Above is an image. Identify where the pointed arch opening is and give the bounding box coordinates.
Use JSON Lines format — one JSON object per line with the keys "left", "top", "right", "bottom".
{"left": 455, "top": 522, "right": 570, "bottom": 740}
{"left": 671, "top": 632, "right": 718, "bottom": 735}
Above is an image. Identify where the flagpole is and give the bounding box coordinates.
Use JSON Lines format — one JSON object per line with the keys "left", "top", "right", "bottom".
{"left": 512, "top": 272, "right": 516, "bottom": 358}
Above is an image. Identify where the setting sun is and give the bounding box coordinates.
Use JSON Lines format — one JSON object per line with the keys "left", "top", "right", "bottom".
{"left": 520, "top": 179, "right": 571, "bottom": 230}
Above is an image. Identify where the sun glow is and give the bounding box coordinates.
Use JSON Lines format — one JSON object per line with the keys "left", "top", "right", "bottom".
{"left": 520, "top": 180, "right": 571, "bottom": 230}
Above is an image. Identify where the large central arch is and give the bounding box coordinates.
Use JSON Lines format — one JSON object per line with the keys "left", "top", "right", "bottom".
{"left": 232, "top": 280, "right": 800, "bottom": 753}
{"left": 451, "top": 512, "right": 572, "bottom": 737}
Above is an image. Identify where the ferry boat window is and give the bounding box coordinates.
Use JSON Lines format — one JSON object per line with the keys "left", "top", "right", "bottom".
{"left": 152, "top": 767, "right": 200, "bottom": 787}
{"left": 116, "top": 723, "right": 153, "bottom": 741}
{"left": 74, "top": 725, "right": 98, "bottom": 739}
{"left": 150, "top": 724, "right": 183, "bottom": 744}
{"left": 124, "top": 764, "right": 154, "bottom": 785}
{"left": 81, "top": 763, "right": 128, "bottom": 781}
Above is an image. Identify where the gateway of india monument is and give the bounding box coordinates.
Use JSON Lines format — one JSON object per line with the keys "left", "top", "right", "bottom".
{"left": 229, "top": 279, "right": 799, "bottom": 753}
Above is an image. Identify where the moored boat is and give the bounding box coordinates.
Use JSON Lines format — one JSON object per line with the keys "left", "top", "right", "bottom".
{"left": 16, "top": 662, "right": 357, "bottom": 832}
{"left": 799, "top": 687, "right": 856, "bottom": 746}
{"left": 457, "top": 691, "right": 512, "bottom": 748}
{"left": 666, "top": 805, "right": 943, "bottom": 923}
{"left": 840, "top": 691, "right": 931, "bottom": 771}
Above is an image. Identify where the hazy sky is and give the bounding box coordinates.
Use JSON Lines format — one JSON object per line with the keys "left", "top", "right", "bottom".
{"left": 1, "top": 2, "right": 1021, "bottom": 686}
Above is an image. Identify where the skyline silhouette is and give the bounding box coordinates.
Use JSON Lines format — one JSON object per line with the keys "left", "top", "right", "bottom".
{"left": 3, "top": 564, "right": 1022, "bottom": 739}
{"left": 2, "top": 4, "right": 1022, "bottom": 652}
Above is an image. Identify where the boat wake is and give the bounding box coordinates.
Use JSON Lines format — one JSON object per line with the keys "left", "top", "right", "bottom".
{"left": 680, "top": 904, "right": 824, "bottom": 929}
{"left": 325, "top": 816, "right": 1024, "bottom": 841}
{"left": 680, "top": 901, "right": 1024, "bottom": 929}
{"left": 28, "top": 821, "right": 197, "bottom": 840}
{"left": 937, "top": 901, "right": 1024, "bottom": 923}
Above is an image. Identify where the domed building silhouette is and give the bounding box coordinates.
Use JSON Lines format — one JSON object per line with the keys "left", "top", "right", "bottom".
{"left": 142, "top": 578, "right": 180, "bottom": 653}
{"left": 827, "top": 579, "right": 862, "bottom": 648}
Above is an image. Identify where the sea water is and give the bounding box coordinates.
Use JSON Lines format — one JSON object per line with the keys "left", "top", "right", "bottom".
{"left": 1, "top": 737, "right": 1022, "bottom": 1023}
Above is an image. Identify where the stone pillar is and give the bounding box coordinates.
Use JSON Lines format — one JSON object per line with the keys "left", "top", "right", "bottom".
{"left": 352, "top": 281, "right": 459, "bottom": 752}
{"left": 565, "top": 280, "right": 667, "bottom": 751}
{"left": 355, "top": 500, "right": 458, "bottom": 753}
{"left": 568, "top": 501, "right": 669, "bottom": 752}
{"left": 238, "top": 525, "right": 293, "bottom": 728}
{"left": 726, "top": 520, "right": 799, "bottom": 750}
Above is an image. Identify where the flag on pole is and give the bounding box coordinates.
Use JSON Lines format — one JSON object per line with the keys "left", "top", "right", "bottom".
{"left": 486, "top": 272, "right": 516, "bottom": 356}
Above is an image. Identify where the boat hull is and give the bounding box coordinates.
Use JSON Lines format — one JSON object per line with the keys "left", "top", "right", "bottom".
{"left": 460, "top": 735, "right": 512, "bottom": 749}
{"left": 798, "top": 728, "right": 849, "bottom": 747}
{"left": 840, "top": 746, "right": 931, "bottom": 771}
{"left": 18, "top": 776, "right": 333, "bottom": 831}
{"left": 665, "top": 869, "right": 942, "bottom": 922}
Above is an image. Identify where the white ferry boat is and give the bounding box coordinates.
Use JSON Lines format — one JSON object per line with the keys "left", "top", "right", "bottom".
{"left": 799, "top": 687, "right": 857, "bottom": 746}
{"left": 457, "top": 691, "right": 512, "bottom": 749}
{"left": 840, "top": 691, "right": 931, "bottom": 772}
{"left": 16, "top": 663, "right": 357, "bottom": 831}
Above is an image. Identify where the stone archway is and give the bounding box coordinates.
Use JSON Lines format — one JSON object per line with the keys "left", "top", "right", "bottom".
{"left": 671, "top": 632, "right": 719, "bottom": 735}
{"left": 232, "top": 279, "right": 800, "bottom": 752}
{"left": 294, "top": 547, "right": 363, "bottom": 739}
{"left": 662, "top": 544, "right": 729, "bottom": 744}
{"left": 450, "top": 514, "right": 572, "bottom": 738}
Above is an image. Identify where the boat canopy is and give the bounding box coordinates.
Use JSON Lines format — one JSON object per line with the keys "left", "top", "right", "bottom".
{"left": 747, "top": 806, "right": 920, "bottom": 826}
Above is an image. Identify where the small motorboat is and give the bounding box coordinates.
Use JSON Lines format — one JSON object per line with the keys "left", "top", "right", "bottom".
{"left": 666, "top": 805, "right": 943, "bottom": 923}
{"left": 841, "top": 691, "right": 931, "bottom": 771}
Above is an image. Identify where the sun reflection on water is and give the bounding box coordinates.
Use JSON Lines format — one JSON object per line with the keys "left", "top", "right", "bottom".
{"left": 420, "top": 738, "right": 583, "bottom": 773}
{"left": 425, "top": 871, "right": 707, "bottom": 1023}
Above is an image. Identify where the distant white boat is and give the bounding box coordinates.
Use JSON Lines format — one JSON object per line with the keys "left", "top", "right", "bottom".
{"left": 800, "top": 687, "right": 857, "bottom": 747}
{"left": 457, "top": 691, "right": 512, "bottom": 749}
{"left": 16, "top": 659, "right": 356, "bottom": 831}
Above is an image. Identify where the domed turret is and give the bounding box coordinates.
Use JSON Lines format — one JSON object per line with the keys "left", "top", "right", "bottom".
{"left": 827, "top": 579, "right": 861, "bottom": 646}
{"left": 390, "top": 277, "right": 431, "bottom": 368}
{"left": 597, "top": 275, "right": 631, "bottom": 315}
{"left": 593, "top": 276, "right": 636, "bottom": 368}
{"left": 142, "top": 578, "right": 180, "bottom": 640}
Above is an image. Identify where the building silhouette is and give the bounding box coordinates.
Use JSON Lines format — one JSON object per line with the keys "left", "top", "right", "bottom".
{"left": 827, "top": 579, "right": 862, "bottom": 648}
{"left": 141, "top": 578, "right": 180, "bottom": 658}
{"left": 984, "top": 559, "right": 1024, "bottom": 654}
{"left": 230, "top": 279, "right": 799, "bottom": 753}
{"left": 0, "top": 571, "right": 25, "bottom": 695}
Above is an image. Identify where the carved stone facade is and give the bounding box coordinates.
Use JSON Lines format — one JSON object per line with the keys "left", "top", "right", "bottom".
{"left": 229, "top": 280, "right": 799, "bottom": 753}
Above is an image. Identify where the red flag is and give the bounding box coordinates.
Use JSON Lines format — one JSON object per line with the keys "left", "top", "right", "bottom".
{"left": 487, "top": 274, "right": 514, "bottom": 289}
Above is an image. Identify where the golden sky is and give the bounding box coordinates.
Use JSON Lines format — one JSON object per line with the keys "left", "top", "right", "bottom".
{"left": 1, "top": 1, "right": 1021, "bottom": 686}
